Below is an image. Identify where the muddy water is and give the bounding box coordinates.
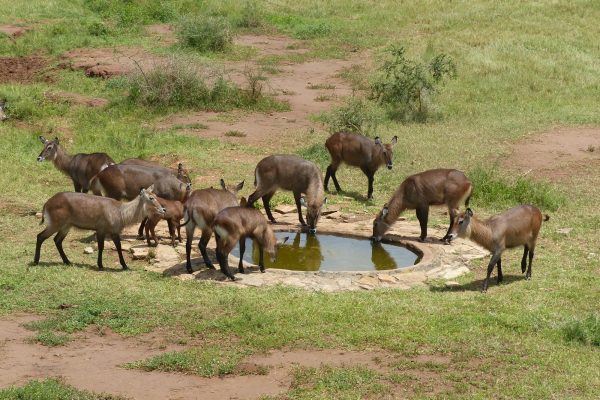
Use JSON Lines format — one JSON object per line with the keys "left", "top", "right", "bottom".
{"left": 232, "top": 232, "right": 420, "bottom": 272}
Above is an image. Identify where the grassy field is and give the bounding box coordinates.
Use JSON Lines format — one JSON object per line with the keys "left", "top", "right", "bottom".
{"left": 1, "top": 0, "right": 600, "bottom": 398}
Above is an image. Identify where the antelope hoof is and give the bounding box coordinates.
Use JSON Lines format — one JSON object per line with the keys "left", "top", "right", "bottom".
{"left": 206, "top": 264, "right": 216, "bottom": 270}
{"left": 525, "top": 275, "right": 531, "bottom": 280}
{"left": 121, "top": 265, "right": 129, "bottom": 270}
{"left": 238, "top": 267, "right": 245, "bottom": 274}
{"left": 418, "top": 237, "right": 426, "bottom": 243}
{"left": 186, "top": 266, "right": 194, "bottom": 274}
{"left": 260, "top": 266, "right": 265, "bottom": 273}
{"left": 137, "top": 235, "right": 145, "bottom": 240}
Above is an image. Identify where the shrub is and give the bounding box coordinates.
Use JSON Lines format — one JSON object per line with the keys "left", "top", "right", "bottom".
{"left": 468, "top": 167, "right": 564, "bottom": 211}
{"left": 177, "top": 16, "right": 233, "bottom": 52}
{"left": 237, "top": 0, "right": 263, "bottom": 28}
{"left": 370, "top": 44, "right": 456, "bottom": 122}
{"left": 563, "top": 315, "right": 600, "bottom": 347}
{"left": 296, "top": 143, "right": 330, "bottom": 169}
{"left": 318, "top": 97, "right": 385, "bottom": 136}
{"left": 125, "top": 57, "right": 287, "bottom": 112}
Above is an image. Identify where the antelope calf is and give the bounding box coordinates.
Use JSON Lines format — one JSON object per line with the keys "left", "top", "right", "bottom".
{"left": 448, "top": 206, "right": 549, "bottom": 292}
{"left": 247, "top": 155, "right": 326, "bottom": 233}
{"left": 372, "top": 169, "right": 472, "bottom": 243}
{"left": 37, "top": 136, "right": 114, "bottom": 193}
{"left": 34, "top": 186, "right": 165, "bottom": 270}
{"left": 181, "top": 179, "right": 244, "bottom": 273}
{"left": 145, "top": 185, "right": 191, "bottom": 247}
{"left": 213, "top": 202, "right": 288, "bottom": 280}
{"left": 325, "top": 133, "right": 398, "bottom": 200}
{"left": 0, "top": 100, "right": 7, "bottom": 121}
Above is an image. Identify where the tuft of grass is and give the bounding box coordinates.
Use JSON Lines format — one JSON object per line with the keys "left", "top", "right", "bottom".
{"left": 224, "top": 130, "right": 246, "bottom": 137}
{"left": 172, "top": 122, "right": 208, "bottom": 130}
{"left": 126, "top": 347, "right": 243, "bottom": 377}
{"left": 293, "top": 22, "right": 333, "bottom": 39}
{"left": 563, "top": 315, "right": 600, "bottom": 347}
{"left": 307, "top": 83, "right": 336, "bottom": 90}
{"left": 177, "top": 15, "right": 233, "bottom": 52}
{"left": 316, "top": 97, "right": 385, "bottom": 136}
{"left": 314, "top": 94, "right": 334, "bottom": 102}
{"left": 468, "top": 167, "right": 564, "bottom": 212}
{"left": 0, "top": 378, "right": 125, "bottom": 400}
{"left": 296, "top": 143, "right": 330, "bottom": 169}
{"left": 125, "top": 57, "right": 287, "bottom": 112}
{"left": 237, "top": 0, "right": 264, "bottom": 28}
{"left": 29, "top": 331, "right": 71, "bottom": 347}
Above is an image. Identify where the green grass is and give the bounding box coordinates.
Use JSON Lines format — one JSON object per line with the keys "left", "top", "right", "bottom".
{"left": 0, "top": 379, "right": 125, "bottom": 400}
{"left": 1, "top": 0, "right": 600, "bottom": 398}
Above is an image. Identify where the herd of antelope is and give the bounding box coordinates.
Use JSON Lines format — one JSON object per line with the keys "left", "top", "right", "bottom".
{"left": 33, "top": 133, "right": 548, "bottom": 292}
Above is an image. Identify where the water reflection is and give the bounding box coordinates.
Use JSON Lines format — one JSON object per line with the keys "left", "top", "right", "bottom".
{"left": 233, "top": 231, "right": 418, "bottom": 272}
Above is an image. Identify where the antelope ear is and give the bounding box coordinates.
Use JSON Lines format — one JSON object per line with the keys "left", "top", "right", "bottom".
{"left": 146, "top": 184, "right": 155, "bottom": 193}
{"left": 220, "top": 178, "right": 226, "bottom": 190}
{"left": 300, "top": 197, "right": 307, "bottom": 207}
{"left": 381, "top": 206, "right": 389, "bottom": 217}
{"left": 323, "top": 197, "right": 328, "bottom": 207}
{"left": 277, "top": 236, "right": 289, "bottom": 246}
{"left": 239, "top": 197, "right": 248, "bottom": 207}
{"left": 466, "top": 208, "right": 473, "bottom": 217}
{"left": 178, "top": 163, "right": 183, "bottom": 172}
{"left": 39, "top": 135, "right": 48, "bottom": 144}
{"left": 54, "top": 137, "right": 59, "bottom": 144}
{"left": 235, "top": 180, "right": 245, "bottom": 192}
{"left": 374, "top": 136, "right": 382, "bottom": 145}
{"left": 391, "top": 135, "right": 398, "bottom": 145}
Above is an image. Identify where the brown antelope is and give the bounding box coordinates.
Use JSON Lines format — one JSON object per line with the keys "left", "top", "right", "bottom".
{"left": 0, "top": 100, "right": 7, "bottom": 121}
{"left": 119, "top": 158, "right": 191, "bottom": 184}
{"left": 213, "top": 201, "right": 288, "bottom": 280}
{"left": 181, "top": 179, "right": 244, "bottom": 273}
{"left": 37, "top": 136, "right": 114, "bottom": 193}
{"left": 34, "top": 186, "right": 165, "bottom": 270}
{"left": 448, "top": 206, "right": 549, "bottom": 292}
{"left": 247, "top": 155, "right": 326, "bottom": 233}
{"left": 325, "top": 133, "right": 398, "bottom": 200}
{"left": 372, "top": 169, "right": 472, "bottom": 243}
{"left": 90, "top": 163, "right": 191, "bottom": 238}
{"left": 145, "top": 185, "right": 191, "bottom": 247}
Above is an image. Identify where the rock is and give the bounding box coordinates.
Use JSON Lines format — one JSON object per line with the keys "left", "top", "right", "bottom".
{"left": 274, "top": 205, "right": 297, "bottom": 214}
{"left": 357, "top": 275, "right": 379, "bottom": 287}
{"left": 35, "top": 212, "right": 43, "bottom": 219}
{"left": 359, "top": 284, "right": 374, "bottom": 290}
{"left": 441, "top": 266, "right": 470, "bottom": 280}
{"left": 240, "top": 275, "right": 264, "bottom": 287}
{"left": 325, "top": 211, "right": 341, "bottom": 219}
{"left": 556, "top": 228, "right": 572, "bottom": 235}
{"left": 445, "top": 281, "right": 460, "bottom": 288}
{"left": 83, "top": 247, "right": 94, "bottom": 254}
{"left": 378, "top": 274, "right": 397, "bottom": 284}
{"left": 120, "top": 242, "right": 132, "bottom": 251}
{"left": 156, "top": 244, "right": 179, "bottom": 264}
{"left": 130, "top": 246, "right": 149, "bottom": 260}
{"left": 321, "top": 205, "right": 340, "bottom": 216}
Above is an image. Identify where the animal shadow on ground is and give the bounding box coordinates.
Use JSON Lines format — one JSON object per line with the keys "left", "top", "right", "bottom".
{"left": 430, "top": 274, "right": 525, "bottom": 293}
{"left": 27, "top": 261, "right": 126, "bottom": 272}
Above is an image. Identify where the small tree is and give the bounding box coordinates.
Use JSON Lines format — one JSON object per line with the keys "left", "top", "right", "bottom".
{"left": 370, "top": 45, "right": 456, "bottom": 121}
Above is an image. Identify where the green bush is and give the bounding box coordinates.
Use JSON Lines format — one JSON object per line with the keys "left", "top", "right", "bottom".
{"left": 125, "top": 57, "right": 287, "bottom": 112}
{"left": 317, "top": 97, "right": 385, "bottom": 136}
{"left": 177, "top": 16, "right": 233, "bottom": 52}
{"left": 563, "top": 315, "right": 600, "bottom": 347}
{"left": 296, "top": 143, "right": 331, "bottom": 169}
{"left": 237, "top": 0, "right": 263, "bottom": 28}
{"left": 468, "top": 167, "right": 564, "bottom": 211}
{"left": 370, "top": 45, "right": 456, "bottom": 122}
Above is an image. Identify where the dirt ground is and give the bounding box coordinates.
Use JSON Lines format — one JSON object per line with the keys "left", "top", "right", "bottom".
{"left": 0, "top": 56, "right": 51, "bottom": 84}
{"left": 45, "top": 91, "right": 108, "bottom": 108}
{"left": 0, "top": 24, "right": 31, "bottom": 38}
{"left": 0, "top": 314, "right": 450, "bottom": 399}
{"left": 503, "top": 127, "right": 600, "bottom": 181}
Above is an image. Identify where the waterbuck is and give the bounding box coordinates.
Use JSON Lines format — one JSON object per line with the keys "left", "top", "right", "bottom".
{"left": 0, "top": 100, "right": 7, "bottom": 121}
{"left": 247, "top": 155, "right": 326, "bottom": 233}
{"left": 34, "top": 186, "right": 165, "bottom": 270}
{"left": 90, "top": 163, "right": 191, "bottom": 238}
{"left": 145, "top": 185, "right": 191, "bottom": 247}
{"left": 37, "top": 136, "right": 115, "bottom": 193}
{"left": 119, "top": 158, "right": 191, "bottom": 184}
{"left": 372, "top": 169, "right": 472, "bottom": 243}
{"left": 325, "top": 133, "right": 398, "bottom": 200}
{"left": 448, "top": 206, "right": 549, "bottom": 292}
{"left": 213, "top": 202, "right": 289, "bottom": 280}
{"left": 181, "top": 179, "right": 244, "bottom": 273}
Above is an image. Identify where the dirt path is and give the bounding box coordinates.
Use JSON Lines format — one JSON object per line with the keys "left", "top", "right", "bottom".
{"left": 503, "top": 127, "right": 600, "bottom": 181}
{"left": 0, "top": 315, "right": 392, "bottom": 399}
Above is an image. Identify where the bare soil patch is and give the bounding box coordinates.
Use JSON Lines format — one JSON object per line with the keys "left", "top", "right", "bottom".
{"left": 0, "top": 56, "right": 51, "bottom": 84}
{"left": 0, "top": 314, "right": 462, "bottom": 399}
{"left": 0, "top": 24, "right": 31, "bottom": 38}
{"left": 235, "top": 34, "right": 308, "bottom": 56}
{"left": 59, "top": 47, "right": 161, "bottom": 78}
{"left": 504, "top": 127, "right": 600, "bottom": 181}
{"left": 45, "top": 91, "right": 108, "bottom": 108}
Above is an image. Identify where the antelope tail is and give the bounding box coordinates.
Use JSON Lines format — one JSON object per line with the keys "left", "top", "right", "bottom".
{"left": 177, "top": 208, "right": 191, "bottom": 228}
{"left": 39, "top": 205, "right": 45, "bottom": 225}
{"left": 543, "top": 214, "right": 550, "bottom": 222}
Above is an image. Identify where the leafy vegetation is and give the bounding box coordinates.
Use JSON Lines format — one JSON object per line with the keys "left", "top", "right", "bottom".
{"left": 563, "top": 314, "right": 600, "bottom": 347}
{"left": 177, "top": 15, "right": 233, "bottom": 52}
{"left": 316, "top": 97, "right": 385, "bottom": 135}
{"left": 0, "top": 379, "right": 125, "bottom": 400}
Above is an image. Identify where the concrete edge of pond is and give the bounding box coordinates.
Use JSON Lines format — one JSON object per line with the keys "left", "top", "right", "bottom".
{"left": 143, "top": 211, "right": 490, "bottom": 292}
